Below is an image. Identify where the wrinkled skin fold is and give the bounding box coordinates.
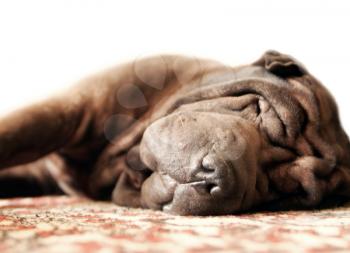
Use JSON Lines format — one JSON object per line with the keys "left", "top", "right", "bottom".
{"left": 0, "top": 51, "right": 349, "bottom": 215}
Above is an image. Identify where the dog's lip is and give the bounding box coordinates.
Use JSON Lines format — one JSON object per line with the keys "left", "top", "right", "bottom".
{"left": 186, "top": 180, "right": 222, "bottom": 197}
{"left": 161, "top": 181, "right": 207, "bottom": 213}
{"left": 161, "top": 179, "right": 225, "bottom": 213}
{"left": 188, "top": 180, "right": 207, "bottom": 195}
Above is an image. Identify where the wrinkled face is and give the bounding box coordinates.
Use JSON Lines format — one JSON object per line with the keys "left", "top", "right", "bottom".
{"left": 139, "top": 111, "right": 262, "bottom": 215}
{"left": 108, "top": 52, "right": 350, "bottom": 216}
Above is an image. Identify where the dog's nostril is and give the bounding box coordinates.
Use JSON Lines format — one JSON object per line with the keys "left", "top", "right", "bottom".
{"left": 202, "top": 165, "right": 215, "bottom": 173}
{"left": 201, "top": 158, "right": 216, "bottom": 172}
{"left": 205, "top": 183, "right": 216, "bottom": 193}
{"left": 206, "top": 183, "right": 222, "bottom": 198}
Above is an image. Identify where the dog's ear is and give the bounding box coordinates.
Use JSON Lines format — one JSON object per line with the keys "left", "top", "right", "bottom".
{"left": 253, "top": 50, "right": 307, "bottom": 78}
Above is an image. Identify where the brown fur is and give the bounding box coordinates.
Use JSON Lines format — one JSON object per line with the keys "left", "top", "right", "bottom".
{"left": 0, "top": 51, "right": 349, "bottom": 215}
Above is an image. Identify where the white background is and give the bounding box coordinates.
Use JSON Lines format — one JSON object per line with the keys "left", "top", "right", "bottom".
{"left": 0, "top": 0, "right": 349, "bottom": 133}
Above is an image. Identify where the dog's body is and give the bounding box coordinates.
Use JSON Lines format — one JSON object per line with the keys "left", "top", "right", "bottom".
{"left": 0, "top": 51, "right": 349, "bottom": 215}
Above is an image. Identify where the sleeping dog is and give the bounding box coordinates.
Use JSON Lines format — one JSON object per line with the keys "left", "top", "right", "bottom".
{"left": 0, "top": 51, "right": 349, "bottom": 215}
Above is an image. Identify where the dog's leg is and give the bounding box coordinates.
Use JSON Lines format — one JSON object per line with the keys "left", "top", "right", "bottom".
{"left": 0, "top": 55, "right": 174, "bottom": 169}
{"left": 0, "top": 156, "right": 63, "bottom": 197}
{"left": 0, "top": 54, "right": 223, "bottom": 199}
{"left": 0, "top": 92, "right": 89, "bottom": 170}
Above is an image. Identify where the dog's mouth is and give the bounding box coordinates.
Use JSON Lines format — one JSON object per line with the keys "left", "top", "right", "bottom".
{"left": 161, "top": 180, "right": 222, "bottom": 214}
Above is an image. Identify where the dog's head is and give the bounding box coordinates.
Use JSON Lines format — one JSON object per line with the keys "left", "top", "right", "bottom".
{"left": 114, "top": 51, "right": 350, "bottom": 215}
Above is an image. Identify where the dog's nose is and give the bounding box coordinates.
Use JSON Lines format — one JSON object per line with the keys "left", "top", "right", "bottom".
{"left": 190, "top": 154, "right": 233, "bottom": 198}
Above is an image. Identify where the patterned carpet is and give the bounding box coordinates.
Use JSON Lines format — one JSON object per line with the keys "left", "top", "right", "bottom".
{"left": 1, "top": 196, "right": 350, "bottom": 252}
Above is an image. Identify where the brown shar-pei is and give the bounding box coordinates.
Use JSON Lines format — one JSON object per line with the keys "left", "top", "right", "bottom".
{"left": 0, "top": 51, "right": 349, "bottom": 215}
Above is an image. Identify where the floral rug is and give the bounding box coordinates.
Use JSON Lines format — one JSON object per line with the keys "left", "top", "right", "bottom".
{"left": 1, "top": 196, "right": 350, "bottom": 253}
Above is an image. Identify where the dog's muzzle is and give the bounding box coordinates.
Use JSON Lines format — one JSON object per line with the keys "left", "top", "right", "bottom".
{"left": 139, "top": 111, "right": 261, "bottom": 215}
